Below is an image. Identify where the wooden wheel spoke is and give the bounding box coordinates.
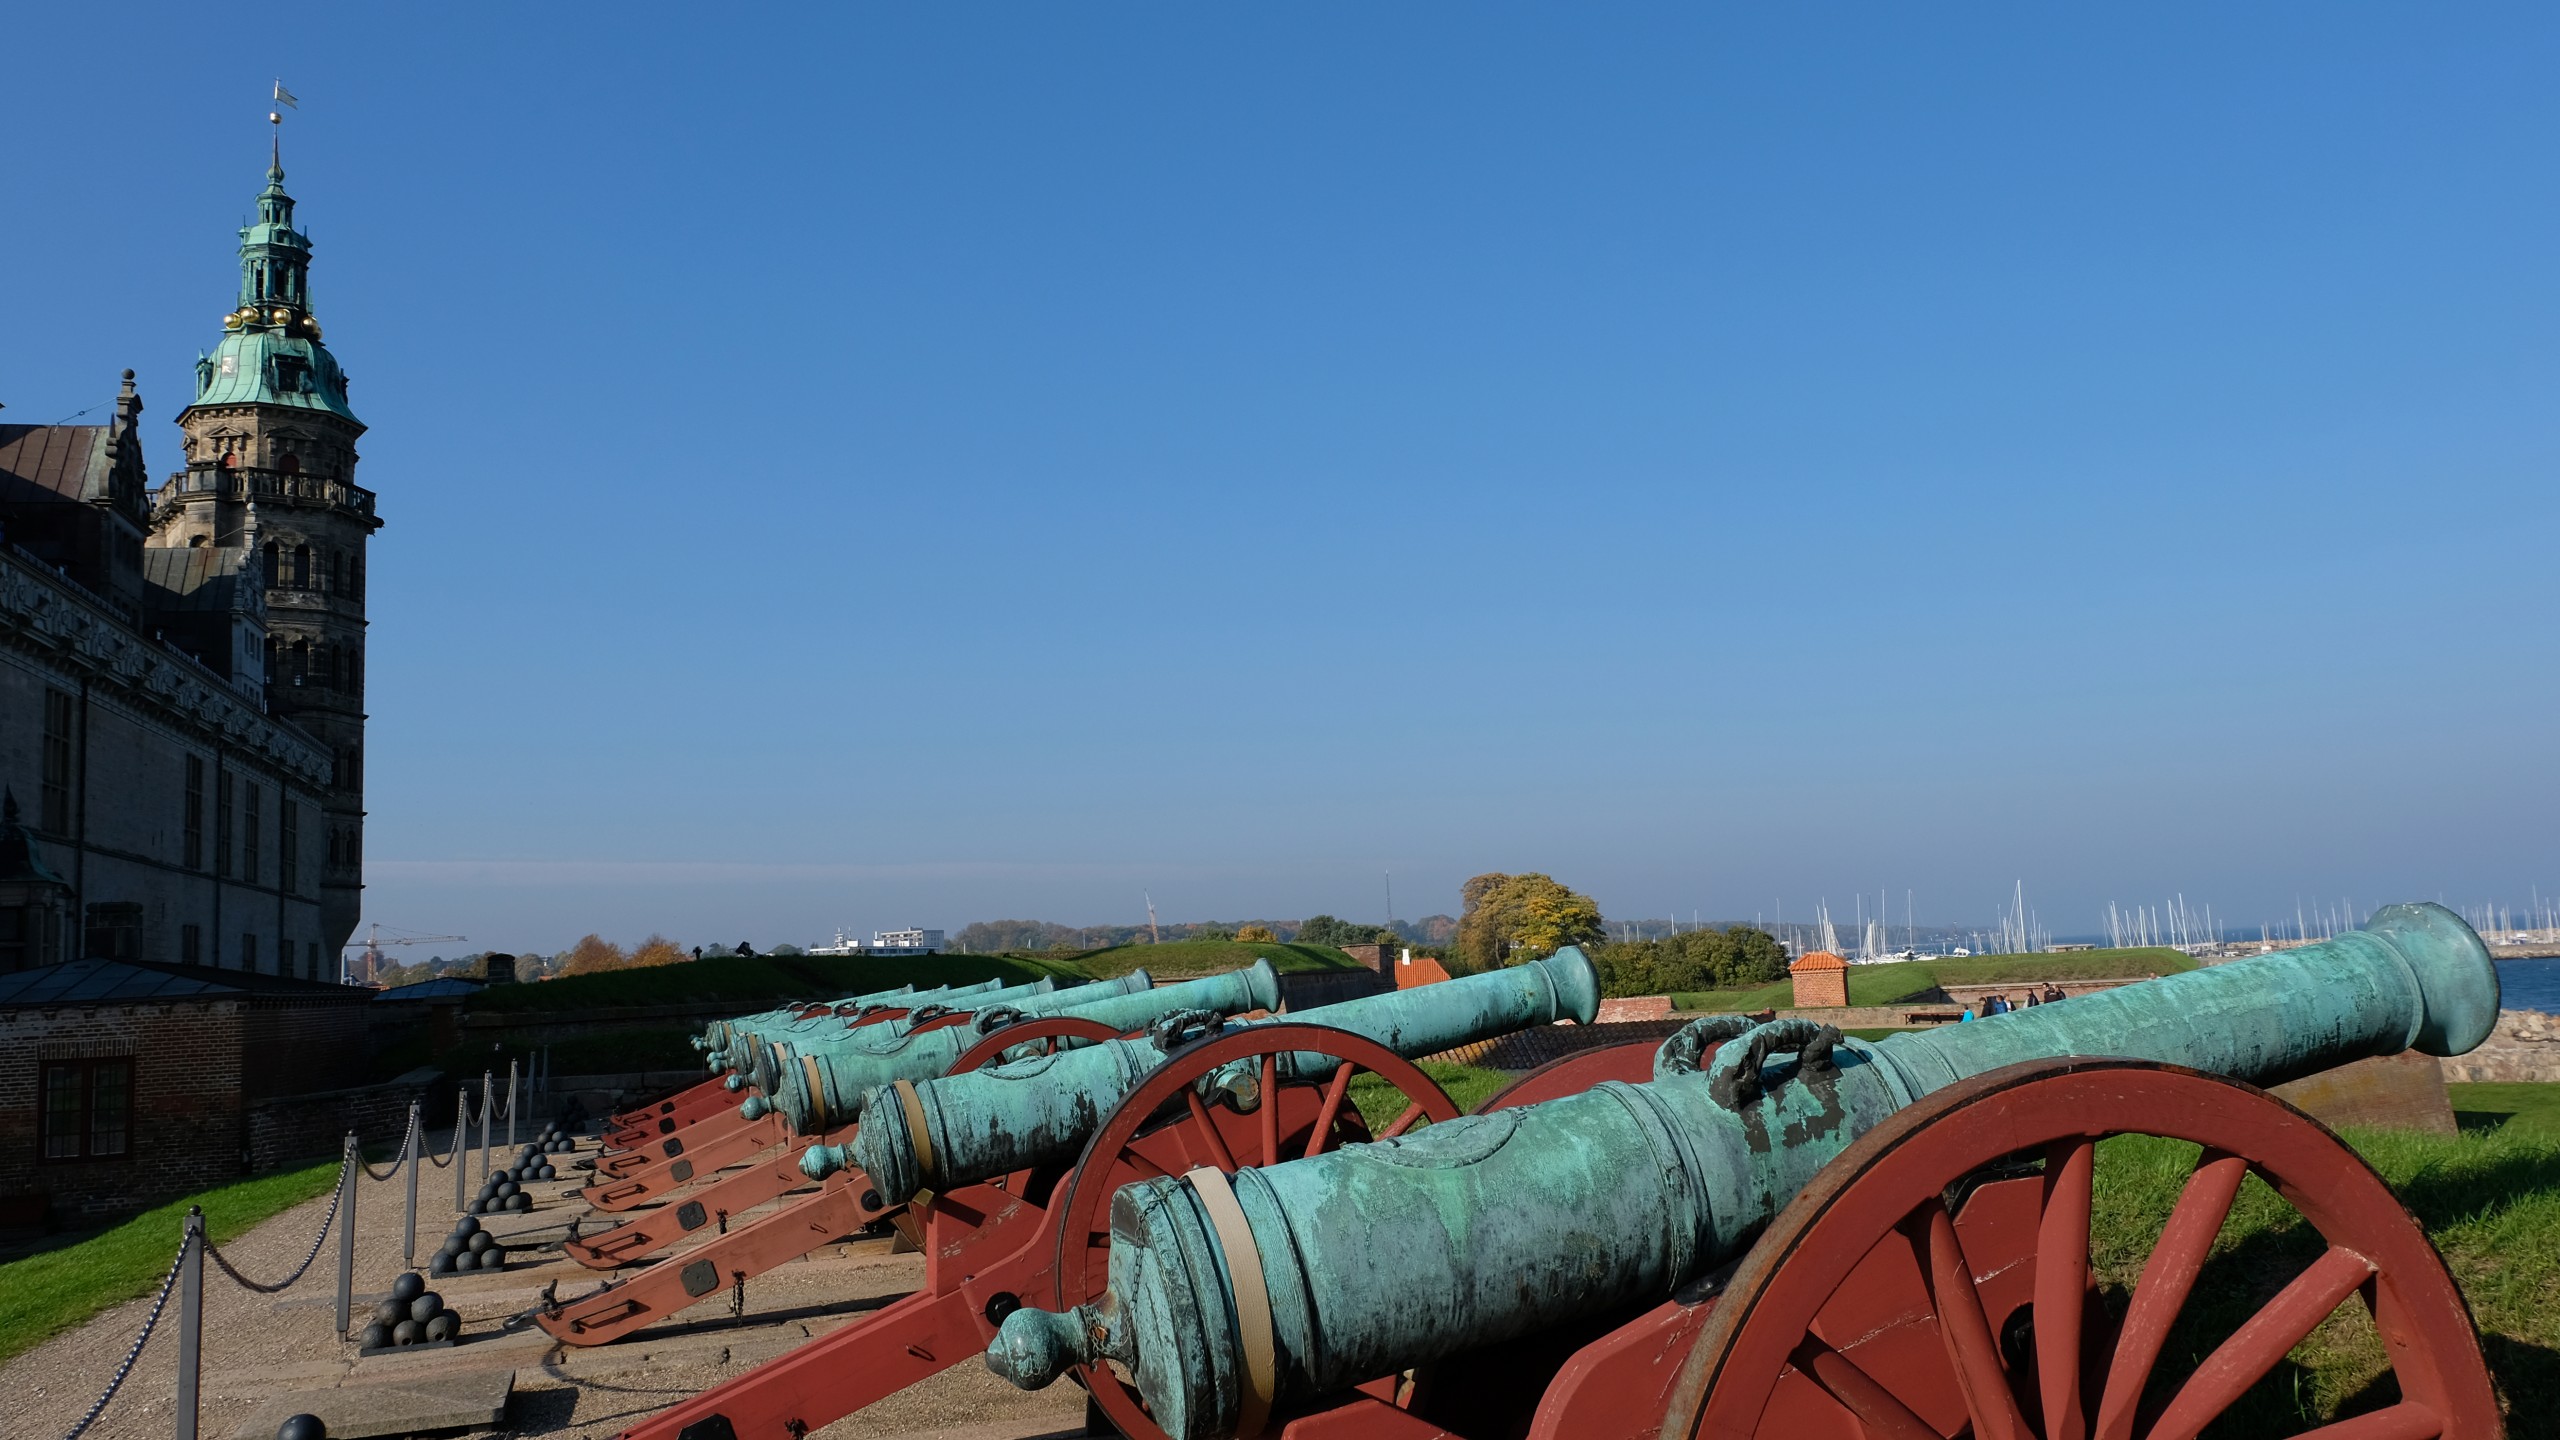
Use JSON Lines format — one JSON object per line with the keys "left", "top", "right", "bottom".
{"left": 1303, "top": 1062, "right": 1358, "bottom": 1160}
{"left": 2145, "top": 1245, "right": 2377, "bottom": 1440}
{"left": 2092, "top": 1151, "right": 2249, "bottom": 1440}
{"left": 1379, "top": 1101, "right": 1427, "bottom": 1139}
{"left": 1920, "top": 1200, "right": 2031, "bottom": 1440}
{"left": 2036, "top": 1138, "right": 2096, "bottom": 1440}
{"left": 1258, "top": 1054, "right": 1280, "bottom": 1168}
{"left": 1117, "top": 1147, "right": 1172, "bottom": 1183}
{"left": 1787, "top": 1335, "right": 1938, "bottom": 1440}
{"left": 1182, "top": 1089, "right": 1239, "bottom": 1173}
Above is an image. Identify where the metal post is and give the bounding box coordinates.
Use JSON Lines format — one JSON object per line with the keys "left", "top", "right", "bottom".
{"left": 478, "top": 1070, "right": 492, "bottom": 1180}
{"left": 334, "top": 1131, "right": 356, "bottom": 1338}
{"left": 401, "top": 1101, "right": 420, "bottom": 1265}
{"left": 453, "top": 1087, "right": 468, "bottom": 1211}
{"left": 175, "top": 1206, "right": 204, "bottom": 1440}
{"left": 506, "top": 1059, "right": 519, "bottom": 1149}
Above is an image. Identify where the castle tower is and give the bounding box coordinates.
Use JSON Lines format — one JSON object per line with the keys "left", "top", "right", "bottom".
{"left": 154, "top": 136, "right": 379, "bottom": 959}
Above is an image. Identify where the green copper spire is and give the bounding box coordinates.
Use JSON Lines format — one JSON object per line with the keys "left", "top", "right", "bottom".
{"left": 194, "top": 140, "right": 357, "bottom": 422}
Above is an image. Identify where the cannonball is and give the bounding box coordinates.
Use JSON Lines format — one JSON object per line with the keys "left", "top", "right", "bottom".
{"left": 373, "top": 1297, "right": 405, "bottom": 1327}
{"left": 495, "top": 1180, "right": 517, "bottom": 1199}
{"left": 536, "top": 1164, "right": 556, "bottom": 1180}
{"left": 392, "top": 1318, "right": 424, "bottom": 1346}
{"left": 428, "top": 1255, "right": 452, "bottom": 1278}
{"left": 358, "top": 1322, "right": 390, "bottom": 1350}
{"left": 465, "top": 1230, "right": 494, "bottom": 1253}
{"left": 424, "top": 1311, "right": 460, "bottom": 1343}
{"left": 476, "top": 1247, "right": 505, "bottom": 1270}
{"left": 389, "top": 1272, "right": 426, "bottom": 1303}
{"left": 467, "top": 1198, "right": 486, "bottom": 1215}
{"left": 506, "top": 1191, "right": 531, "bottom": 1212}
{"left": 436, "top": 1236, "right": 462, "bottom": 1259}
{"left": 454, "top": 1215, "right": 480, "bottom": 1236}
{"left": 278, "top": 1413, "right": 328, "bottom": 1440}
{"left": 409, "top": 1294, "right": 442, "bottom": 1324}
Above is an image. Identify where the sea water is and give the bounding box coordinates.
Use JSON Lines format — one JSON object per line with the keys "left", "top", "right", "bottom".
{"left": 2496, "top": 957, "right": 2560, "bottom": 1015}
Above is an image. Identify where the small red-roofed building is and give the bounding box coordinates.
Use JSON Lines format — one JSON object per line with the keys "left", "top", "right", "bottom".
{"left": 1790, "top": 950, "right": 1849, "bottom": 1009}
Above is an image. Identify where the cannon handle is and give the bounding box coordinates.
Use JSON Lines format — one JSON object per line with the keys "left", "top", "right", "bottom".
{"left": 1707, "top": 1019, "right": 1841, "bottom": 1112}
{"left": 1150, "top": 1009, "right": 1230, "bottom": 1052}
{"left": 1654, "top": 1014, "right": 1760, "bottom": 1081}
{"left": 973, "top": 1005, "right": 1028, "bottom": 1036}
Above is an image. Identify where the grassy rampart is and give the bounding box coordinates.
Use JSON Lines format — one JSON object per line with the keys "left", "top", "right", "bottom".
{"left": 1066, "top": 938, "right": 1369, "bottom": 980}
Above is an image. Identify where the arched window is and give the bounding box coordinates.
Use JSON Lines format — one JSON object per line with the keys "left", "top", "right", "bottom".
{"left": 292, "top": 544, "right": 310, "bottom": 589}
{"left": 349, "top": 555, "right": 362, "bottom": 600}
{"left": 278, "top": 452, "right": 300, "bottom": 475}
{"left": 262, "top": 541, "right": 278, "bottom": 587}
{"left": 290, "top": 638, "right": 309, "bottom": 686}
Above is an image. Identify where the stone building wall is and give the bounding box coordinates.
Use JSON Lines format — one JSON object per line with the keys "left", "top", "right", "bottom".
{"left": 2436, "top": 1008, "right": 2560, "bottom": 1083}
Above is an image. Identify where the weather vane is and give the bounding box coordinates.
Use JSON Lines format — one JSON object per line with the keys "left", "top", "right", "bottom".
{"left": 271, "top": 78, "right": 298, "bottom": 128}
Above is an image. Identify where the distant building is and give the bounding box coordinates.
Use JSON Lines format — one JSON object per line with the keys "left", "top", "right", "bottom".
{"left": 1789, "top": 949, "right": 1849, "bottom": 1009}
{"left": 2044, "top": 943, "right": 2097, "bottom": 953}
{"left": 808, "top": 928, "right": 947, "bottom": 956}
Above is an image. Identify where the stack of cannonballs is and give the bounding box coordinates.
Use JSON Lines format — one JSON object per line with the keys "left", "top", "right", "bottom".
{"left": 471, "top": 1139, "right": 562, "bottom": 1214}
{"left": 536, "top": 1121, "right": 576, "bottom": 1156}
{"left": 430, "top": 1214, "right": 511, "bottom": 1275}
{"left": 359, "top": 1272, "right": 460, "bottom": 1349}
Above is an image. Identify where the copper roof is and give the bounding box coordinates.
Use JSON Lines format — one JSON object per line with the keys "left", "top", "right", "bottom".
{"left": 0, "top": 424, "right": 112, "bottom": 506}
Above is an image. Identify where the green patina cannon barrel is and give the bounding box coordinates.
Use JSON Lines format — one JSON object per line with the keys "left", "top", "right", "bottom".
{"left": 707, "top": 979, "right": 1003, "bottom": 1077}
{"left": 732, "top": 976, "right": 1064, "bottom": 1096}
{"left": 762, "top": 970, "right": 1162, "bottom": 1132}
{"left": 987, "top": 903, "right": 2500, "bottom": 1440}
{"left": 698, "top": 983, "right": 924, "bottom": 1066}
{"left": 831, "top": 949, "right": 1602, "bottom": 1200}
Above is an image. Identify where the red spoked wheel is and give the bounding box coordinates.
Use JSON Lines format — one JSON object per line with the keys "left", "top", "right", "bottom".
{"left": 1050, "top": 1021, "right": 1466, "bottom": 1440}
{"left": 1668, "top": 1059, "right": 2499, "bottom": 1440}
{"left": 947, "top": 1015, "right": 1127, "bottom": 1075}
{"left": 1471, "top": 1040, "right": 1661, "bottom": 1113}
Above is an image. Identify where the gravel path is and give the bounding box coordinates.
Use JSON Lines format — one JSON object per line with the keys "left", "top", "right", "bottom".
{"left": 0, "top": 1127, "right": 1090, "bottom": 1440}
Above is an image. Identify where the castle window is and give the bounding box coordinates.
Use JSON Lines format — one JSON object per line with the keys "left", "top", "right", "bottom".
{"left": 184, "top": 756, "right": 205, "bottom": 869}
{"left": 215, "top": 770, "right": 234, "bottom": 879}
{"left": 82, "top": 902, "right": 142, "bottom": 962}
{"left": 291, "top": 638, "right": 310, "bottom": 685}
{"left": 182, "top": 924, "right": 202, "bottom": 965}
{"left": 292, "top": 544, "right": 310, "bottom": 588}
{"left": 190, "top": 534, "right": 208, "bottom": 548}
{"left": 41, "top": 689, "right": 73, "bottom": 833}
{"left": 281, "top": 801, "right": 300, "bottom": 893}
{"left": 279, "top": 452, "right": 301, "bottom": 475}
{"left": 241, "top": 933, "right": 259, "bottom": 972}
{"left": 243, "top": 784, "right": 261, "bottom": 885}
{"left": 41, "top": 1057, "right": 131, "bottom": 1161}
{"left": 263, "top": 542, "right": 279, "bottom": 586}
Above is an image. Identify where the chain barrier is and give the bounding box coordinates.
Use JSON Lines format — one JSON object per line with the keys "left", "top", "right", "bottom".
{"left": 58, "top": 1230, "right": 188, "bottom": 1440}
{"left": 205, "top": 1152, "right": 347, "bottom": 1294}
{"left": 359, "top": 1107, "right": 420, "bottom": 1182}
{"left": 427, "top": 1108, "right": 463, "bottom": 1169}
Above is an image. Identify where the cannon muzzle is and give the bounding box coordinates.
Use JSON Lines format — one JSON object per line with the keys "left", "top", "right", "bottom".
{"left": 991, "top": 903, "right": 2497, "bottom": 1440}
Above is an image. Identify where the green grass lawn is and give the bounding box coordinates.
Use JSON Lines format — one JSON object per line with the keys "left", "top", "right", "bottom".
{"left": 0, "top": 1153, "right": 346, "bottom": 1366}
{"left": 467, "top": 951, "right": 1091, "bottom": 1013}
{"left": 1070, "top": 938, "right": 1368, "bottom": 981}
{"left": 1670, "top": 947, "right": 2195, "bottom": 1013}
{"left": 2448, "top": 1082, "right": 2560, "bottom": 1137}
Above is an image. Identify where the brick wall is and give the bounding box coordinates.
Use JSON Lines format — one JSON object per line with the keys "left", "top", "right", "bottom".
{"left": 244, "top": 1073, "right": 434, "bottom": 1171}
{"left": 240, "top": 997, "right": 372, "bottom": 1097}
{"left": 0, "top": 998, "right": 245, "bottom": 1222}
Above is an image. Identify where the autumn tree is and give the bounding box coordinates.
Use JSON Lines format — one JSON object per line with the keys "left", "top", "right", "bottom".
{"left": 629, "top": 933, "right": 688, "bottom": 968}
{"left": 1235, "top": 924, "right": 1276, "bottom": 943}
{"left": 1456, "top": 873, "right": 1605, "bottom": 971}
{"left": 561, "top": 934, "right": 629, "bottom": 975}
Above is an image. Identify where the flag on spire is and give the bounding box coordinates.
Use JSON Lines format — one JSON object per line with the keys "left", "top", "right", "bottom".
{"left": 273, "top": 80, "right": 299, "bottom": 109}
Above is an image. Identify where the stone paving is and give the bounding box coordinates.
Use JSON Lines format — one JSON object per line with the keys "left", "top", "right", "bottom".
{"left": 1, "top": 1124, "right": 1089, "bottom": 1440}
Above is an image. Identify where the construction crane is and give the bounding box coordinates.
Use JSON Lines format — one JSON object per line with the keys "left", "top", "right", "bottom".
{"left": 343, "top": 922, "right": 467, "bottom": 985}
{"left": 1145, "top": 892, "right": 1160, "bottom": 945}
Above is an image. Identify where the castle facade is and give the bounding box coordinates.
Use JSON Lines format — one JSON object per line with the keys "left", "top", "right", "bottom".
{"left": 0, "top": 144, "right": 376, "bottom": 975}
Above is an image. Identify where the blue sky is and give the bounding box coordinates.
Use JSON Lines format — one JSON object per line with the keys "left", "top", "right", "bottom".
{"left": 5, "top": 6, "right": 2555, "bottom": 952}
